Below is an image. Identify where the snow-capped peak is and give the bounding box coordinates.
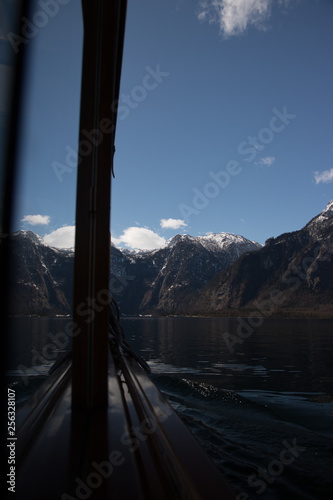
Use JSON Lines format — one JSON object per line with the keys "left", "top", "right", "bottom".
{"left": 165, "top": 232, "right": 262, "bottom": 252}
{"left": 13, "top": 230, "right": 45, "bottom": 246}
{"left": 321, "top": 200, "right": 333, "bottom": 218}
{"left": 198, "top": 232, "right": 257, "bottom": 250}
{"left": 306, "top": 200, "right": 333, "bottom": 238}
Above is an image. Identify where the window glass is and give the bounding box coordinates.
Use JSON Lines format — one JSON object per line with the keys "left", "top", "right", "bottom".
{"left": 5, "top": 0, "right": 83, "bottom": 404}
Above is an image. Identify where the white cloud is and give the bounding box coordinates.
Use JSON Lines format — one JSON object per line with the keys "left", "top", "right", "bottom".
{"left": 255, "top": 156, "right": 275, "bottom": 166}
{"left": 112, "top": 227, "right": 166, "bottom": 250}
{"left": 160, "top": 218, "right": 188, "bottom": 230}
{"left": 314, "top": 168, "right": 333, "bottom": 185}
{"left": 197, "top": 0, "right": 273, "bottom": 37}
{"left": 21, "top": 214, "right": 50, "bottom": 226}
{"left": 197, "top": 10, "right": 207, "bottom": 21}
{"left": 43, "top": 226, "right": 75, "bottom": 249}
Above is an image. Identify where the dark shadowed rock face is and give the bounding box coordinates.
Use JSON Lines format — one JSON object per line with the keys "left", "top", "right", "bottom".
{"left": 7, "top": 231, "right": 74, "bottom": 315}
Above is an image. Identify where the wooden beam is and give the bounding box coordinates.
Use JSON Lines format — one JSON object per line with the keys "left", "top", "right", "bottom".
{"left": 72, "top": 0, "right": 127, "bottom": 410}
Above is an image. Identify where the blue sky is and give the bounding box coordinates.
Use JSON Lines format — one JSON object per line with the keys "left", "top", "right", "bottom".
{"left": 8, "top": 0, "right": 333, "bottom": 249}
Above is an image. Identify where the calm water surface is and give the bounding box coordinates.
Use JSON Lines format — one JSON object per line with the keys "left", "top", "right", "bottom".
{"left": 6, "top": 316, "right": 333, "bottom": 499}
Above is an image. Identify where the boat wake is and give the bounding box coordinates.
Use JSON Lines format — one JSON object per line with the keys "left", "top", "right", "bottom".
{"left": 151, "top": 373, "right": 333, "bottom": 500}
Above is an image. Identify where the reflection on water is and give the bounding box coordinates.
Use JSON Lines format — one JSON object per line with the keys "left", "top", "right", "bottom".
{"left": 122, "top": 316, "right": 333, "bottom": 398}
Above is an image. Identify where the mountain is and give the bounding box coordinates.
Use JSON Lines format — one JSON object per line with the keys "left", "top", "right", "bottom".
{"left": 7, "top": 230, "right": 261, "bottom": 316}
{"left": 190, "top": 201, "right": 333, "bottom": 315}
{"left": 7, "top": 231, "right": 74, "bottom": 316}
{"left": 7, "top": 202, "right": 333, "bottom": 317}
{"left": 123, "top": 233, "right": 261, "bottom": 314}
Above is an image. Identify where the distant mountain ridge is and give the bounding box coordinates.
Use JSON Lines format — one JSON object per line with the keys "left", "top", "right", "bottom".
{"left": 189, "top": 200, "right": 333, "bottom": 315}
{"left": 7, "top": 230, "right": 260, "bottom": 315}
{"left": 7, "top": 201, "right": 333, "bottom": 316}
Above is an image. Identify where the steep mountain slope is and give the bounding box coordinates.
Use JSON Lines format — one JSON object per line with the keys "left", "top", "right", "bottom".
{"left": 191, "top": 201, "right": 333, "bottom": 314}
{"left": 7, "top": 231, "right": 74, "bottom": 315}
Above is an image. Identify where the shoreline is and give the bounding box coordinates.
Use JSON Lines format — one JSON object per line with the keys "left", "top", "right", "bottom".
{"left": 8, "top": 306, "right": 333, "bottom": 320}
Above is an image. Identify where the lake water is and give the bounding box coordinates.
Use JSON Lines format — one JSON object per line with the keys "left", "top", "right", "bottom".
{"left": 6, "top": 316, "right": 333, "bottom": 499}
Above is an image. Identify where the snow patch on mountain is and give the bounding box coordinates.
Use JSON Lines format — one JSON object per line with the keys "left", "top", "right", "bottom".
{"left": 306, "top": 200, "right": 333, "bottom": 239}
{"left": 316, "top": 200, "right": 333, "bottom": 220}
